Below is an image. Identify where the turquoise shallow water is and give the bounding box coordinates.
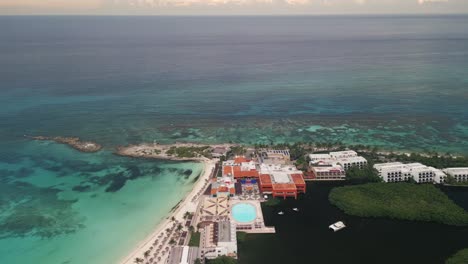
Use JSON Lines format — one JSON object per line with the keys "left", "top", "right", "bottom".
{"left": 0, "top": 140, "right": 203, "bottom": 263}
{"left": 1, "top": 15, "right": 468, "bottom": 263}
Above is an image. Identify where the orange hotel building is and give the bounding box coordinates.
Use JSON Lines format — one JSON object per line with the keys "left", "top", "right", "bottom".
{"left": 222, "top": 157, "right": 306, "bottom": 199}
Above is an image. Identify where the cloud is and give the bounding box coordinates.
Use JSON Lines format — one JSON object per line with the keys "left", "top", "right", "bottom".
{"left": 418, "top": 0, "right": 449, "bottom": 4}
{"left": 0, "top": 0, "right": 102, "bottom": 9}
{"left": 113, "top": 0, "right": 310, "bottom": 6}
{"left": 1, "top": 0, "right": 466, "bottom": 14}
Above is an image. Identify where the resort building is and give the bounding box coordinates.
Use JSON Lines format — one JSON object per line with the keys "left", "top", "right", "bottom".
{"left": 336, "top": 156, "right": 368, "bottom": 170}
{"left": 309, "top": 150, "right": 367, "bottom": 171}
{"left": 308, "top": 150, "right": 367, "bottom": 181}
{"left": 258, "top": 164, "right": 306, "bottom": 199}
{"left": 166, "top": 246, "right": 200, "bottom": 264}
{"left": 222, "top": 157, "right": 260, "bottom": 179}
{"left": 211, "top": 146, "right": 230, "bottom": 158}
{"left": 443, "top": 168, "right": 468, "bottom": 182}
{"left": 210, "top": 176, "right": 236, "bottom": 198}
{"left": 311, "top": 165, "right": 346, "bottom": 181}
{"left": 221, "top": 156, "right": 306, "bottom": 199}
{"left": 258, "top": 149, "right": 291, "bottom": 164}
{"left": 308, "top": 153, "right": 334, "bottom": 166}
{"left": 432, "top": 168, "right": 447, "bottom": 184}
{"left": 406, "top": 163, "right": 436, "bottom": 183}
{"left": 330, "top": 150, "right": 359, "bottom": 159}
{"left": 374, "top": 162, "right": 411, "bottom": 182}
{"left": 200, "top": 221, "right": 237, "bottom": 260}
{"left": 374, "top": 162, "right": 447, "bottom": 183}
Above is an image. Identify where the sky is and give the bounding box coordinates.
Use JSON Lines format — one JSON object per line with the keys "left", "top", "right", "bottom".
{"left": 0, "top": 0, "right": 467, "bottom": 15}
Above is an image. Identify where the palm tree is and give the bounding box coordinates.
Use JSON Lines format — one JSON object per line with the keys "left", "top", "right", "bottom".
{"left": 169, "top": 238, "right": 176, "bottom": 245}
{"left": 134, "top": 257, "right": 143, "bottom": 264}
{"left": 144, "top": 250, "right": 150, "bottom": 259}
{"left": 171, "top": 216, "right": 175, "bottom": 221}
{"left": 177, "top": 224, "right": 183, "bottom": 231}
{"left": 188, "top": 225, "right": 195, "bottom": 233}
{"left": 183, "top": 211, "right": 191, "bottom": 219}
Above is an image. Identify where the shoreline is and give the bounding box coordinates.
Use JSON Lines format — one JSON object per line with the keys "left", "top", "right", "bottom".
{"left": 119, "top": 158, "right": 216, "bottom": 264}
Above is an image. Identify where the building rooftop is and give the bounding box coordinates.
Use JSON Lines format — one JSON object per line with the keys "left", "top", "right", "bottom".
{"left": 167, "top": 246, "right": 200, "bottom": 264}
{"left": 336, "top": 156, "right": 367, "bottom": 163}
{"left": 259, "top": 174, "right": 272, "bottom": 185}
{"left": 330, "top": 150, "right": 358, "bottom": 158}
{"left": 309, "top": 153, "right": 332, "bottom": 160}
{"left": 272, "top": 172, "right": 290, "bottom": 183}
{"left": 259, "top": 163, "right": 302, "bottom": 174}
{"left": 312, "top": 165, "right": 345, "bottom": 173}
{"left": 234, "top": 156, "right": 249, "bottom": 164}
{"left": 217, "top": 221, "right": 231, "bottom": 243}
{"left": 443, "top": 167, "right": 468, "bottom": 174}
{"left": 272, "top": 183, "right": 297, "bottom": 191}
{"left": 290, "top": 173, "right": 306, "bottom": 185}
{"left": 374, "top": 162, "right": 404, "bottom": 170}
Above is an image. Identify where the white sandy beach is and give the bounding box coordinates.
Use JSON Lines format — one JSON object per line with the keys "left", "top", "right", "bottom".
{"left": 119, "top": 158, "right": 216, "bottom": 264}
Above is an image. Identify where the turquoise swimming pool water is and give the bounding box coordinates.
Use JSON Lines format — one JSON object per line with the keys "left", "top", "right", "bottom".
{"left": 232, "top": 203, "right": 257, "bottom": 223}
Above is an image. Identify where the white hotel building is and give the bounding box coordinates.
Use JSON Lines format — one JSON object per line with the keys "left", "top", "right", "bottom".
{"left": 309, "top": 151, "right": 368, "bottom": 170}
{"left": 443, "top": 168, "right": 468, "bottom": 183}
{"left": 308, "top": 150, "right": 367, "bottom": 180}
{"left": 336, "top": 156, "right": 368, "bottom": 170}
{"left": 374, "top": 162, "right": 447, "bottom": 183}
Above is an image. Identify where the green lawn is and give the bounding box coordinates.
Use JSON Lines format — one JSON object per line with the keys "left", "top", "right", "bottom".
{"left": 188, "top": 231, "right": 200, "bottom": 247}
{"left": 329, "top": 183, "right": 468, "bottom": 226}
{"left": 446, "top": 249, "right": 468, "bottom": 264}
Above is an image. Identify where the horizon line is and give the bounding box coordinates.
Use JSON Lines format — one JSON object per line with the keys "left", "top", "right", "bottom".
{"left": 2, "top": 12, "right": 468, "bottom": 17}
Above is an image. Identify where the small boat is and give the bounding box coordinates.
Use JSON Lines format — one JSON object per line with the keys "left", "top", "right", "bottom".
{"left": 264, "top": 195, "right": 268, "bottom": 199}
{"left": 292, "top": 208, "right": 299, "bottom": 212}
{"left": 329, "top": 221, "right": 346, "bottom": 232}
{"left": 278, "top": 211, "right": 284, "bottom": 215}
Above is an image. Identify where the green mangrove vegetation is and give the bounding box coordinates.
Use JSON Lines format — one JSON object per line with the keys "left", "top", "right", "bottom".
{"left": 263, "top": 198, "right": 281, "bottom": 207}
{"left": 446, "top": 249, "right": 468, "bottom": 264}
{"left": 329, "top": 183, "right": 468, "bottom": 226}
{"left": 166, "top": 146, "right": 212, "bottom": 158}
{"left": 345, "top": 165, "right": 382, "bottom": 184}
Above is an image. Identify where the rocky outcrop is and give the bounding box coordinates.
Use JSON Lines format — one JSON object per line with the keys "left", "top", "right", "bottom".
{"left": 29, "top": 136, "right": 102, "bottom": 153}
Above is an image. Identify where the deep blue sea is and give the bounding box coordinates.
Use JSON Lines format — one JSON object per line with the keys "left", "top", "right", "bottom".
{"left": 0, "top": 15, "right": 467, "bottom": 263}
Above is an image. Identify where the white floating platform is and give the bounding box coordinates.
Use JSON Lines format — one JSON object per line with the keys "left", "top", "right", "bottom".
{"left": 329, "top": 221, "right": 346, "bottom": 232}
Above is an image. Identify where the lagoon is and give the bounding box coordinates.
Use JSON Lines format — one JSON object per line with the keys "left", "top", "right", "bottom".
{"left": 238, "top": 182, "right": 468, "bottom": 264}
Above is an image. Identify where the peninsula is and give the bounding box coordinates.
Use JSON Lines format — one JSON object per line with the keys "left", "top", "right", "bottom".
{"left": 29, "top": 136, "right": 102, "bottom": 152}
{"left": 116, "top": 142, "right": 235, "bottom": 161}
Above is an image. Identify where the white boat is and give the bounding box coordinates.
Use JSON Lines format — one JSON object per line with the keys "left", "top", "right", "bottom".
{"left": 329, "top": 221, "right": 346, "bottom": 232}
{"left": 292, "top": 208, "right": 299, "bottom": 212}
{"left": 278, "top": 211, "right": 284, "bottom": 215}
{"left": 264, "top": 195, "right": 268, "bottom": 199}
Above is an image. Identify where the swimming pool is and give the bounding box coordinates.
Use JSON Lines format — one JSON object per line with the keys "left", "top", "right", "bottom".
{"left": 232, "top": 203, "right": 257, "bottom": 223}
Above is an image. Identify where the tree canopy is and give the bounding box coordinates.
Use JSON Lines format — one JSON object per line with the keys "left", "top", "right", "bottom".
{"left": 329, "top": 183, "right": 468, "bottom": 226}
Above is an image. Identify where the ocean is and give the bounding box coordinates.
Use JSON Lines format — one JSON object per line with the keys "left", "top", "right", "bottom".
{"left": 0, "top": 15, "right": 467, "bottom": 263}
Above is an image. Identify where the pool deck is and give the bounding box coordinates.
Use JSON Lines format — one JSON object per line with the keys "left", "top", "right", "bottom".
{"left": 230, "top": 200, "right": 276, "bottom": 234}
